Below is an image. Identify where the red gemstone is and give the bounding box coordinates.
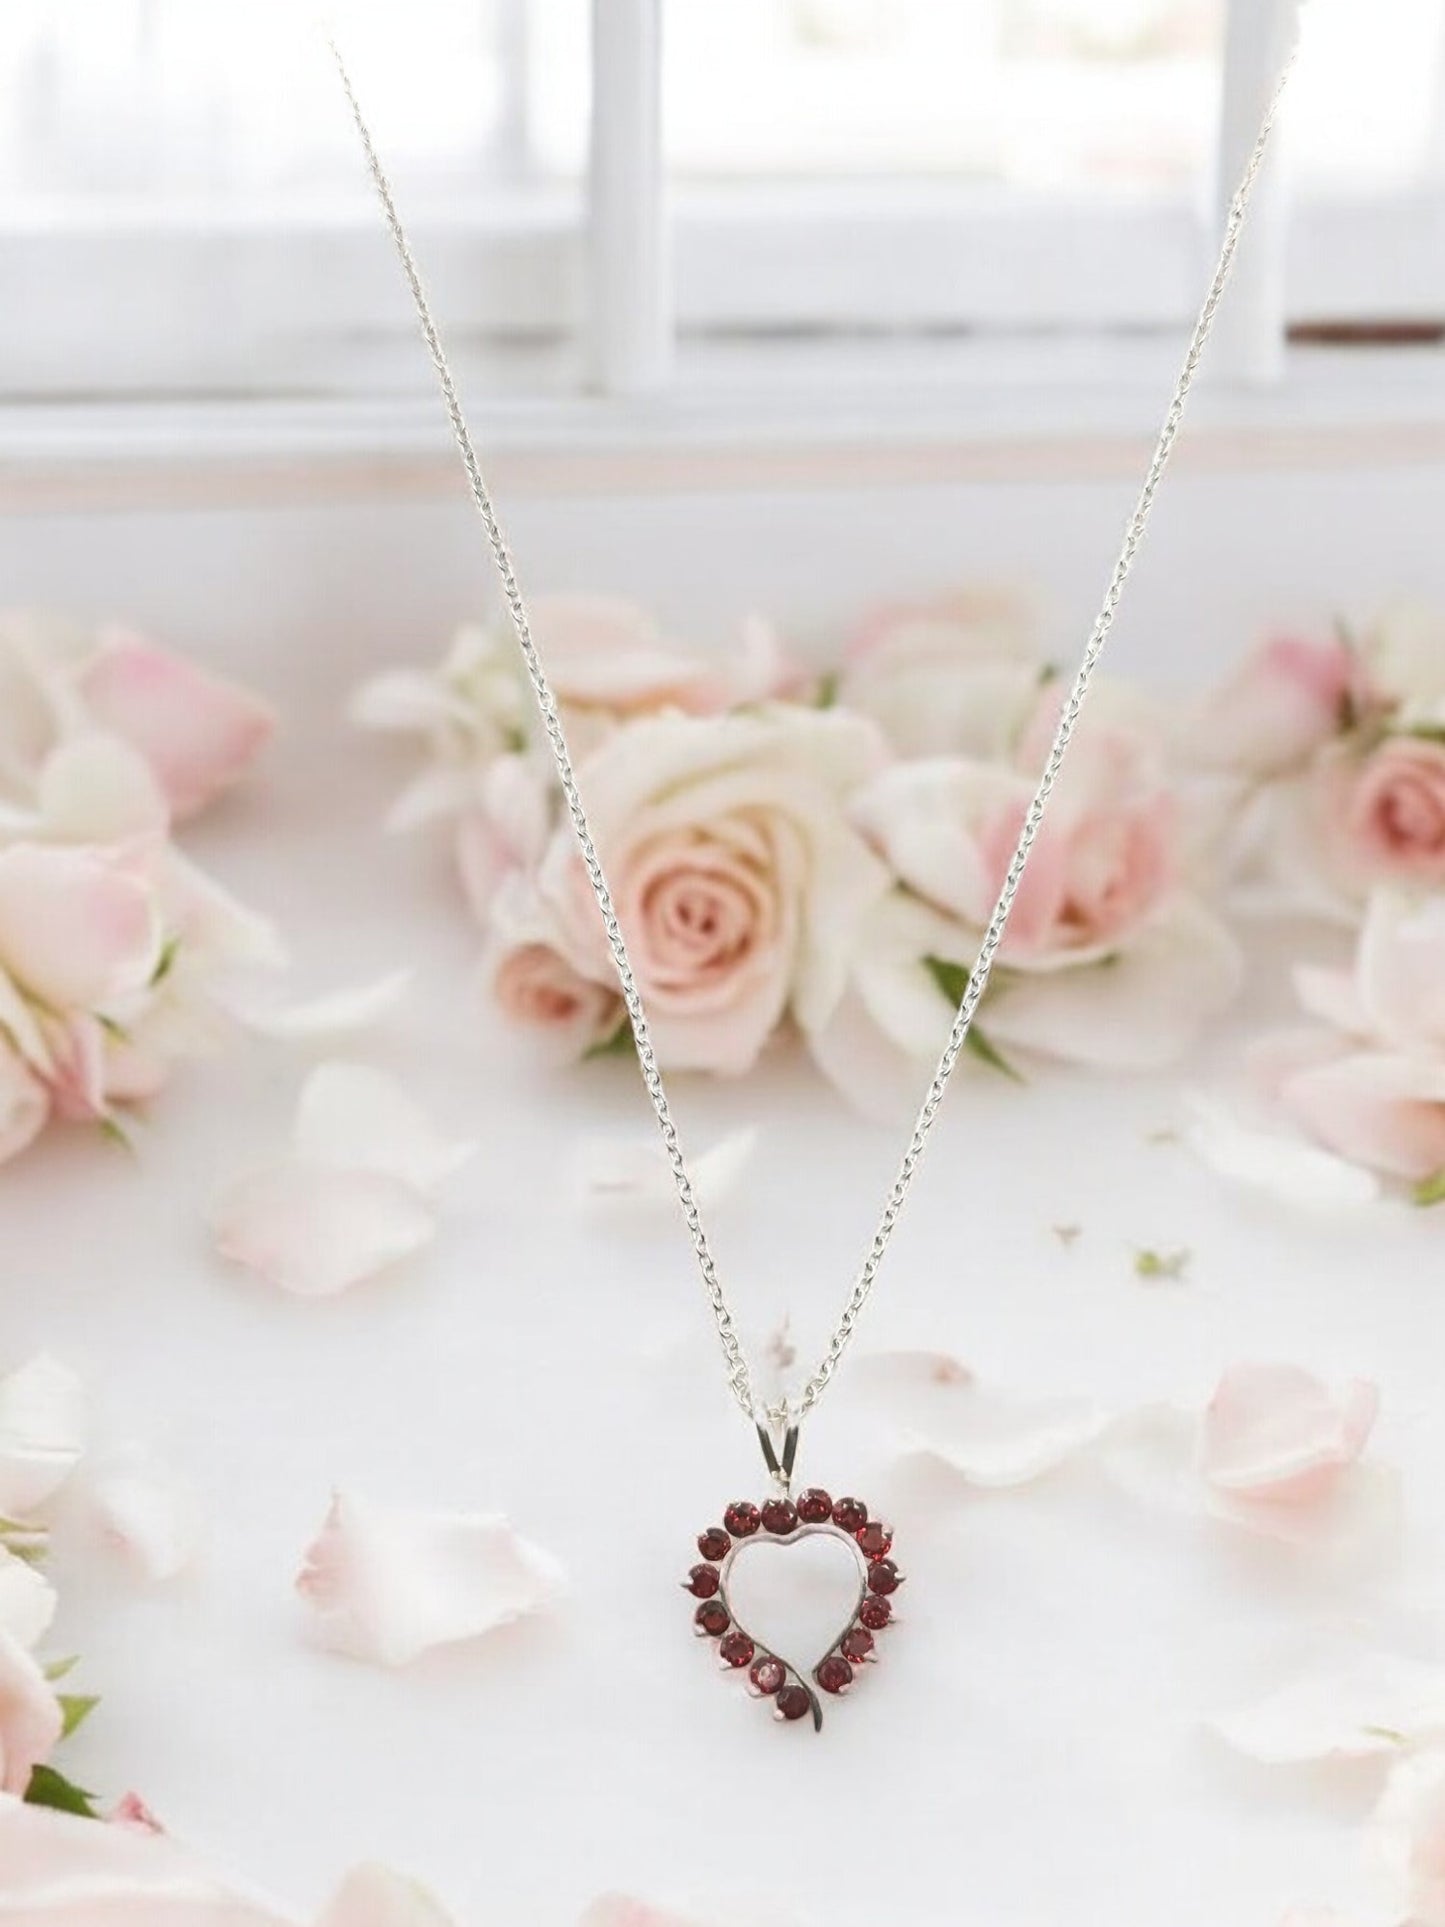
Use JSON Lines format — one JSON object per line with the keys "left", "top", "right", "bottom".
{"left": 867, "top": 1559, "right": 902, "bottom": 1596}
{"left": 776, "top": 1684, "right": 812, "bottom": 1721}
{"left": 841, "top": 1626, "right": 875, "bottom": 1662}
{"left": 761, "top": 1498, "right": 798, "bottom": 1535}
{"left": 719, "top": 1631, "right": 755, "bottom": 1669}
{"left": 795, "top": 1487, "right": 833, "bottom": 1523}
{"left": 859, "top": 1595, "right": 892, "bottom": 1630}
{"left": 723, "top": 1501, "right": 761, "bottom": 1537}
{"left": 684, "top": 1563, "right": 721, "bottom": 1598}
{"left": 750, "top": 1657, "right": 786, "bottom": 1696}
{"left": 857, "top": 1520, "right": 893, "bottom": 1561}
{"left": 697, "top": 1526, "right": 731, "bottom": 1561}
{"left": 695, "top": 1600, "right": 729, "bottom": 1637}
{"left": 832, "top": 1496, "right": 868, "bottom": 1533}
{"left": 816, "top": 1654, "right": 854, "bottom": 1695}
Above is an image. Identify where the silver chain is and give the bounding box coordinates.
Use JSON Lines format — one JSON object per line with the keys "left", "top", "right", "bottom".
{"left": 332, "top": 30, "right": 1299, "bottom": 1447}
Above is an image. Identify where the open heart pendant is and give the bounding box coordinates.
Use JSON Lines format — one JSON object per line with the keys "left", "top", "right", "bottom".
{"left": 684, "top": 1488, "right": 902, "bottom": 1730}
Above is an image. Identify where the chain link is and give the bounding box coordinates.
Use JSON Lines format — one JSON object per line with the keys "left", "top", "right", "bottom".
{"left": 332, "top": 29, "right": 1299, "bottom": 1439}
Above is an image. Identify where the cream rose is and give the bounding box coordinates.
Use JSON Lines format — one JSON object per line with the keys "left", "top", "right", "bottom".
{"left": 534, "top": 709, "right": 888, "bottom": 1074}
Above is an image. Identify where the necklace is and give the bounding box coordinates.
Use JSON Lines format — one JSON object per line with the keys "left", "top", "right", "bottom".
{"left": 333, "top": 34, "right": 1299, "bottom": 1729}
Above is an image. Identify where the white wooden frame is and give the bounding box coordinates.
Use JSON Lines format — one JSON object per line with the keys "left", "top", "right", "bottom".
{"left": 1, "top": 0, "right": 1440, "bottom": 411}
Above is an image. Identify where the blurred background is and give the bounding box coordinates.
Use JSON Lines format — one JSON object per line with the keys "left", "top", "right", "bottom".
{"left": 0, "top": 0, "right": 1443, "bottom": 695}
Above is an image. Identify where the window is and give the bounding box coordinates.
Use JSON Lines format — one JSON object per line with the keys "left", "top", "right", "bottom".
{"left": 2, "top": 0, "right": 1443, "bottom": 413}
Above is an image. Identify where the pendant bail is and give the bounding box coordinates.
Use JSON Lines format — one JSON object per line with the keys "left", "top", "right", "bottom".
{"left": 756, "top": 1418, "right": 799, "bottom": 1493}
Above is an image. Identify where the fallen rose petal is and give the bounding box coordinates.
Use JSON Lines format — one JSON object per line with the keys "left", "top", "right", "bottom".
{"left": 1372, "top": 1747, "right": 1445, "bottom": 1927}
{"left": 292, "top": 1062, "right": 474, "bottom": 1195}
{"left": 317, "top": 1864, "right": 457, "bottom": 1927}
{"left": 1202, "top": 1364, "right": 1379, "bottom": 1505}
{"left": 227, "top": 971, "right": 413, "bottom": 1042}
{"left": 574, "top": 1128, "right": 758, "bottom": 1216}
{"left": 79, "top": 630, "right": 275, "bottom": 820}
{"left": 0, "top": 1353, "right": 86, "bottom": 1519}
{"left": 88, "top": 1448, "right": 200, "bottom": 1581}
{"left": 297, "top": 1489, "right": 566, "bottom": 1667}
{"left": 1096, "top": 1403, "right": 1202, "bottom": 1515}
{"left": 852, "top": 1351, "right": 1106, "bottom": 1486}
{"left": 1210, "top": 1651, "right": 1445, "bottom": 1763}
{"left": 1183, "top": 1090, "right": 1381, "bottom": 1209}
{"left": 213, "top": 1164, "right": 438, "bottom": 1298}
{"left": 0, "top": 1630, "right": 63, "bottom": 1795}
{"left": 0, "top": 1547, "right": 57, "bottom": 1649}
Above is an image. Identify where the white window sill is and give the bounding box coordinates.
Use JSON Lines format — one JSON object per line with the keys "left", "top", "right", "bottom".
{"left": 3, "top": 340, "right": 1444, "bottom": 513}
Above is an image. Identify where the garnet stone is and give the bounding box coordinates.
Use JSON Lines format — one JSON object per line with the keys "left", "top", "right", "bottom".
{"left": 859, "top": 1594, "right": 892, "bottom": 1630}
{"left": 684, "top": 1563, "right": 721, "bottom": 1598}
{"left": 776, "top": 1684, "right": 812, "bottom": 1721}
{"left": 831, "top": 1496, "right": 868, "bottom": 1533}
{"left": 695, "top": 1600, "right": 729, "bottom": 1637}
{"left": 719, "top": 1631, "right": 755, "bottom": 1669}
{"left": 841, "top": 1626, "right": 875, "bottom": 1662}
{"left": 816, "top": 1654, "right": 853, "bottom": 1695}
{"left": 750, "top": 1657, "right": 786, "bottom": 1696}
{"left": 723, "top": 1500, "right": 761, "bottom": 1537}
{"left": 795, "top": 1487, "right": 833, "bottom": 1522}
{"left": 697, "top": 1526, "right": 731, "bottom": 1561}
{"left": 867, "top": 1559, "right": 902, "bottom": 1596}
{"left": 857, "top": 1520, "right": 893, "bottom": 1561}
{"left": 761, "top": 1497, "right": 798, "bottom": 1535}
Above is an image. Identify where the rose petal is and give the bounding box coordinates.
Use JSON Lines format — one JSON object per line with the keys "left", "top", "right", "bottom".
{"left": 1183, "top": 1090, "right": 1382, "bottom": 1209}
{"left": 317, "top": 1865, "right": 457, "bottom": 1927}
{"left": 1201, "top": 1364, "right": 1379, "bottom": 1500}
{"left": 1371, "top": 1747, "right": 1445, "bottom": 1927}
{"left": 1096, "top": 1404, "right": 1201, "bottom": 1515}
{"left": 36, "top": 733, "right": 170, "bottom": 841}
{"left": 0, "top": 1630, "right": 63, "bottom": 1794}
{"left": 79, "top": 631, "right": 274, "bottom": 820}
{"left": 1211, "top": 1651, "right": 1445, "bottom": 1763}
{"left": 0, "top": 1548, "right": 57, "bottom": 1650}
{"left": 88, "top": 1448, "right": 200, "bottom": 1581}
{"left": 213, "top": 1165, "right": 438, "bottom": 1297}
{"left": 291, "top": 1063, "right": 474, "bottom": 1195}
{"left": 296, "top": 1490, "right": 566, "bottom": 1667}
{"left": 227, "top": 971, "right": 412, "bottom": 1042}
{"left": 0, "top": 1790, "right": 295, "bottom": 1919}
{"left": 0, "top": 1354, "right": 86, "bottom": 1519}
{"left": 0, "top": 844, "right": 161, "bottom": 1011}
{"left": 852, "top": 1351, "right": 1106, "bottom": 1486}
{"left": 574, "top": 1128, "right": 757, "bottom": 1216}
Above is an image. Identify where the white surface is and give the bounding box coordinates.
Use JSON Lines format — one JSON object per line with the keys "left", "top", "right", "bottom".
{"left": 3, "top": 466, "right": 1445, "bottom": 1923}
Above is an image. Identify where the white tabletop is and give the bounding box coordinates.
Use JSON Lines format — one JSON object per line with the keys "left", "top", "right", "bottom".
{"left": 6, "top": 703, "right": 1442, "bottom": 1927}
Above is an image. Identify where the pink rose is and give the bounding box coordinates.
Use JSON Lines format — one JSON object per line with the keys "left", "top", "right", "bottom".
{"left": 1194, "top": 632, "right": 1364, "bottom": 775}
{"left": 492, "top": 939, "right": 621, "bottom": 1052}
{"left": 1323, "top": 734, "right": 1445, "bottom": 889}
{"left": 78, "top": 630, "right": 274, "bottom": 820}
{"left": 536, "top": 710, "right": 887, "bottom": 1074}
{"left": 535, "top": 596, "right": 793, "bottom": 718}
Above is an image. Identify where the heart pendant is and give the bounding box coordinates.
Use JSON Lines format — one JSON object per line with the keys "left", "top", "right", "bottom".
{"left": 684, "top": 1488, "right": 902, "bottom": 1729}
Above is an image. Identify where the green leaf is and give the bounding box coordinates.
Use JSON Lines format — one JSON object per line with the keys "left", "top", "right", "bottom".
{"left": 25, "top": 1764, "right": 100, "bottom": 1818}
{"left": 584, "top": 1021, "right": 636, "bottom": 1062}
{"left": 1413, "top": 1169, "right": 1445, "bottom": 1207}
{"left": 42, "top": 1656, "right": 79, "bottom": 1683}
{"left": 58, "top": 1693, "right": 99, "bottom": 1739}
{"left": 1134, "top": 1246, "right": 1191, "bottom": 1282}
{"left": 921, "top": 955, "right": 1024, "bottom": 1083}
{"left": 813, "top": 670, "right": 840, "bottom": 710}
